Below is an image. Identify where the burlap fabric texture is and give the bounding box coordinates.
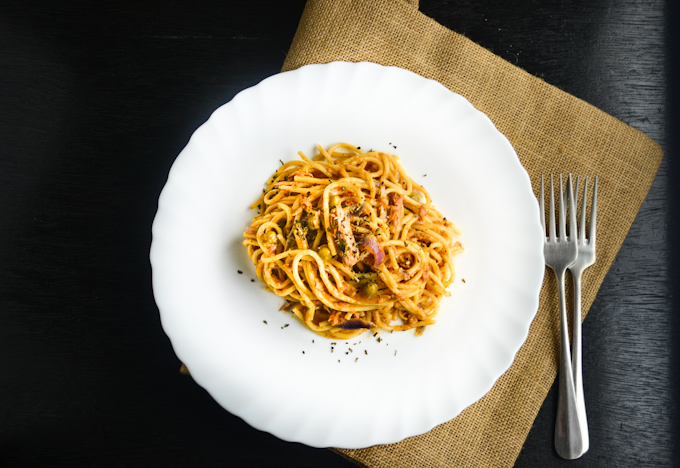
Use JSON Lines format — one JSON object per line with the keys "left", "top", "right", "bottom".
{"left": 281, "top": 0, "right": 664, "bottom": 467}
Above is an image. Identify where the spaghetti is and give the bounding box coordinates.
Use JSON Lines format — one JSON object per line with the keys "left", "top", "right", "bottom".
{"left": 243, "top": 143, "right": 463, "bottom": 339}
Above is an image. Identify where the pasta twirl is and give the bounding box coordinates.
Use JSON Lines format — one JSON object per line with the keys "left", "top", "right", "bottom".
{"left": 243, "top": 143, "right": 463, "bottom": 339}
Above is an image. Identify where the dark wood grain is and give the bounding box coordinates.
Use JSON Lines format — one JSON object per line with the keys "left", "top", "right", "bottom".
{"left": 1, "top": 1, "right": 677, "bottom": 466}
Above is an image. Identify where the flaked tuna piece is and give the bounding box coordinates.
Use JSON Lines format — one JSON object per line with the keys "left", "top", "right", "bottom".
{"left": 331, "top": 204, "right": 359, "bottom": 266}
{"left": 377, "top": 183, "right": 388, "bottom": 221}
{"left": 389, "top": 193, "right": 405, "bottom": 235}
{"left": 418, "top": 204, "right": 428, "bottom": 221}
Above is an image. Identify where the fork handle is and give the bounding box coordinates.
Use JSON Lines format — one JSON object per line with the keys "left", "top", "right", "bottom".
{"left": 571, "top": 272, "right": 590, "bottom": 450}
{"left": 554, "top": 269, "right": 588, "bottom": 459}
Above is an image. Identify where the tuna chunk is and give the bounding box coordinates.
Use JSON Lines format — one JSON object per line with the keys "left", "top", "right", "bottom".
{"left": 332, "top": 204, "right": 359, "bottom": 266}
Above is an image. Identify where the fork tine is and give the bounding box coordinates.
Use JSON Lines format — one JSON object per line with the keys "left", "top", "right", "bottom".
{"left": 549, "top": 175, "right": 556, "bottom": 240}
{"left": 579, "top": 176, "right": 588, "bottom": 243}
{"left": 566, "top": 175, "right": 580, "bottom": 241}
{"left": 589, "top": 176, "right": 598, "bottom": 246}
{"left": 565, "top": 176, "right": 579, "bottom": 225}
{"left": 567, "top": 174, "right": 577, "bottom": 239}
{"left": 559, "top": 174, "right": 567, "bottom": 239}
{"left": 540, "top": 175, "right": 546, "bottom": 233}
{"left": 573, "top": 175, "right": 580, "bottom": 208}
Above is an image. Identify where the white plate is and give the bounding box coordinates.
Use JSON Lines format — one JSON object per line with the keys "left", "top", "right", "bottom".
{"left": 150, "top": 61, "right": 544, "bottom": 449}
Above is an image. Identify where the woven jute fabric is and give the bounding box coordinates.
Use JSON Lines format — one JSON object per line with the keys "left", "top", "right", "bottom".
{"left": 281, "top": 0, "right": 664, "bottom": 467}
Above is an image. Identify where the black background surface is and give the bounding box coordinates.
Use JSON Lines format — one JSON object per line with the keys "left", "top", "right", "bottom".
{"left": 1, "top": 1, "right": 678, "bottom": 466}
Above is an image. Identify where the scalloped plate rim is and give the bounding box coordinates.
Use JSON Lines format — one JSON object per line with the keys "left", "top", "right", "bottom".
{"left": 150, "top": 61, "right": 544, "bottom": 449}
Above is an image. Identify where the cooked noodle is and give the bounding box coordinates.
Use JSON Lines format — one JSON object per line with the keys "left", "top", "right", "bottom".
{"left": 243, "top": 143, "right": 463, "bottom": 339}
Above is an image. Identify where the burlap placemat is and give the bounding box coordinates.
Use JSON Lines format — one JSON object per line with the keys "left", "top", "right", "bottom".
{"left": 280, "top": 0, "right": 664, "bottom": 467}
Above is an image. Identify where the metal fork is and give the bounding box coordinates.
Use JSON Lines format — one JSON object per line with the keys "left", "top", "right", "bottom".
{"left": 565, "top": 175, "right": 598, "bottom": 456}
{"left": 540, "top": 174, "right": 587, "bottom": 459}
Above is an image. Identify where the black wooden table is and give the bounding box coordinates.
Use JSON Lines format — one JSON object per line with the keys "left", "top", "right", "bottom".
{"left": 2, "top": 1, "right": 678, "bottom": 466}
